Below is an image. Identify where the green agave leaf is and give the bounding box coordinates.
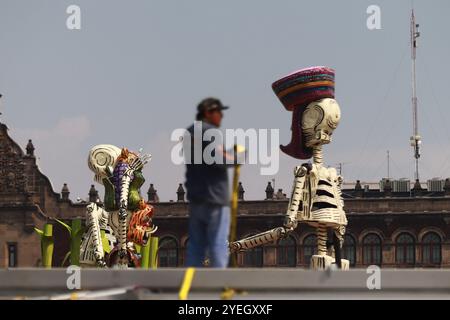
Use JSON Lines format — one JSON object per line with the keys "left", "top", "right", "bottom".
{"left": 135, "top": 244, "right": 142, "bottom": 254}
{"left": 55, "top": 219, "right": 72, "bottom": 234}
{"left": 34, "top": 228, "right": 44, "bottom": 237}
{"left": 74, "top": 227, "right": 85, "bottom": 237}
{"left": 61, "top": 251, "right": 71, "bottom": 267}
{"left": 100, "top": 230, "right": 111, "bottom": 254}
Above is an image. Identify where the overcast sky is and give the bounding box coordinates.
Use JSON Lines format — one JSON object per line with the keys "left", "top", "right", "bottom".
{"left": 1, "top": 0, "right": 450, "bottom": 201}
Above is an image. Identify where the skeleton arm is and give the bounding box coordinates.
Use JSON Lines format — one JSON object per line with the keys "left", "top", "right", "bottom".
{"left": 229, "top": 227, "right": 288, "bottom": 253}
{"left": 118, "top": 153, "right": 152, "bottom": 256}
{"left": 229, "top": 165, "right": 309, "bottom": 253}
{"left": 333, "top": 175, "right": 346, "bottom": 247}
{"left": 284, "top": 165, "right": 309, "bottom": 230}
{"left": 82, "top": 203, "right": 109, "bottom": 267}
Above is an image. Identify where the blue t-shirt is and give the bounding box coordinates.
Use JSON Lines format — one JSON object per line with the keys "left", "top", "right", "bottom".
{"left": 184, "top": 121, "right": 230, "bottom": 206}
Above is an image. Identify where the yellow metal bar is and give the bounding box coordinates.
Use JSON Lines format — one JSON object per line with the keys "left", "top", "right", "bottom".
{"left": 179, "top": 267, "right": 196, "bottom": 300}
{"left": 229, "top": 164, "right": 241, "bottom": 267}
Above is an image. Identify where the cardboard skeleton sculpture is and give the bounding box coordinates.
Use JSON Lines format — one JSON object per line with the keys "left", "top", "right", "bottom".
{"left": 229, "top": 66, "right": 349, "bottom": 270}
{"left": 80, "top": 144, "right": 157, "bottom": 268}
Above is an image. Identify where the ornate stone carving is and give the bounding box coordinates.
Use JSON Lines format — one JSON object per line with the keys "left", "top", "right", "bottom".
{"left": 0, "top": 127, "right": 27, "bottom": 194}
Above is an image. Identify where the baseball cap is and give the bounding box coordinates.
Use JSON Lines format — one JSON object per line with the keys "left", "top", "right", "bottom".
{"left": 197, "top": 97, "right": 229, "bottom": 113}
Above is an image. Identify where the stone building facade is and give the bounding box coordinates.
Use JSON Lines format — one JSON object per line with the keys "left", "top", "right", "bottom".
{"left": 0, "top": 120, "right": 449, "bottom": 268}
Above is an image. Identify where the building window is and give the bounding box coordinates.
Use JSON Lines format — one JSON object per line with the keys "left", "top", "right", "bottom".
{"left": 422, "top": 232, "right": 441, "bottom": 266}
{"left": 242, "top": 246, "right": 263, "bottom": 267}
{"left": 7, "top": 243, "right": 18, "bottom": 268}
{"left": 158, "top": 237, "right": 178, "bottom": 267}
{"left": 343, "top": 235, "right": 356, "bottom": 267}
{"left": 240, "top": 234, "right": 264, "bottom": 267}
{"left": 302, "top": 234, "right": 317, "bottom": 265}
{"left": 181, "top": 238, "right": 189, "bottom": 267}
{"left": 277, "top": 236, "right": 297, "bottom": 267}
{"left": 395, "top": 233, "right": 415, "bottom": 266}
{"left": 363, "top": 234, "right": 382, "bottom": 266}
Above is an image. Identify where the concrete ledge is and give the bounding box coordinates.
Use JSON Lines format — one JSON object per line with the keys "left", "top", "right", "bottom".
{"left": 0, "top": 268, "right": 449, "bottom": 299}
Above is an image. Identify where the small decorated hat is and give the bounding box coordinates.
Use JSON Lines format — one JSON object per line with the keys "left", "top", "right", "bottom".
{"left": 271, "top": 66, "right": 335, "bottom": 159}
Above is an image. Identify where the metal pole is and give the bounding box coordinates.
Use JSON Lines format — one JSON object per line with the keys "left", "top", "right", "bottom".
{"left": 229, "top": 164, "right": 241, "bottom": 267}
{"left": 410, "top": 9, "right": 421, "bottom": 181}
{"left": 387, "top": 150, "right": 390, "bottom": 179}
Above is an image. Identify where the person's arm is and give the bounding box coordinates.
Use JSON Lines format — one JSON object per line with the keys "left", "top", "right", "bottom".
{"left": 214, "top": 144, "right": 246, "bottom": 168}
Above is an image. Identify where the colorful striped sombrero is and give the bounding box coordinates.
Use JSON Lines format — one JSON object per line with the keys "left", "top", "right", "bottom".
{"left": 271, "top": 66, "right": 335, "bottom": 159}
{"left": 272, "top": 66, "right": 335, "bottom": 111}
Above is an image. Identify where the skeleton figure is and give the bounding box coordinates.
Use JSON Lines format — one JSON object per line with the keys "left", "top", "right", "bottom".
{"left": 80, "top": 144, "right": 157, "bottom": 268}
{"left": 229, "top": 67, "right": 349, "bottom": 270}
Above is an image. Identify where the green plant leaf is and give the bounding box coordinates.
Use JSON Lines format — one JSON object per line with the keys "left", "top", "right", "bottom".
{"left": 61, "top": 251, "right": 71, "bottom": 267}
{"left": 135, "top": 244, "right": 141, "bottom": 254}
{"left": 74, "top": 227, "right": 85, "bottom": 238}
{"left": 55, "top": 219, "right": 72, "bottom": 235}
{"left": 100, "top": 230, "right": 111, "bottom": 254}
{"left": 34, "top": 227, "right": 44, "bottom": 237}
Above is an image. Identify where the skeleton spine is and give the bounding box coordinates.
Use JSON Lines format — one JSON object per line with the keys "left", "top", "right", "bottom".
{"left": 312, "top": 145, "right": 323, "bottom": 166}
{"left": 118, "top": 170, "right": 132, "bottom": 252}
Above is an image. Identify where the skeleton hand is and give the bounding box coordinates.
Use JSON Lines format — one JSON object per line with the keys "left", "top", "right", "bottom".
{"left": 283, "top": 217, "right": 297, "bottom": 230}
{"left": 292, "top": 164, "right": 309, "bottom": 179}
{"left": 129, "top": 150, "right": 152, "bottom": 171}
{"left": 96, "top": 259, "right": 107, "bottom": 268}
{"left": 337, "top": 175, "right": 343, "bottom": 187}
{"left": 119, "top": 249, "right": 127, "bottom": 259}
{"left": 94, "top": 251, "right": 107, "bottom": 268}
{"left": 335, "top": 225, "right": 346, "bottom": 247}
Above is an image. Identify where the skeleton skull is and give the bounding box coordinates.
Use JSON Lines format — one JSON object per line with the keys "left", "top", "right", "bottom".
{"left": 302, "top": 98, "right": 341, "bottom": 147}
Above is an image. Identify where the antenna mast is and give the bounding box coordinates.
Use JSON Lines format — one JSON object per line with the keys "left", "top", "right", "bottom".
{"left": 0, "top": 94, "right": 3, "bottom": 122}
{"left": 387, "top": 150, "right": 390, "bottom": 179}
{"left": 410, "top": 9, "right": 421, "bottom": 181}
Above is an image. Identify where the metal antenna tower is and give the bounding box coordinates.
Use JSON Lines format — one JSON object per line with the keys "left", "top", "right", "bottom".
{"left": 410, "top": 9, "right": 421, "bottom": 181}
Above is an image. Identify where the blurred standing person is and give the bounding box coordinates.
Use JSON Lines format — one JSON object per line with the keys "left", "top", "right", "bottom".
{"left": 184, "top": 97, "right": 234, "bottom": 268}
